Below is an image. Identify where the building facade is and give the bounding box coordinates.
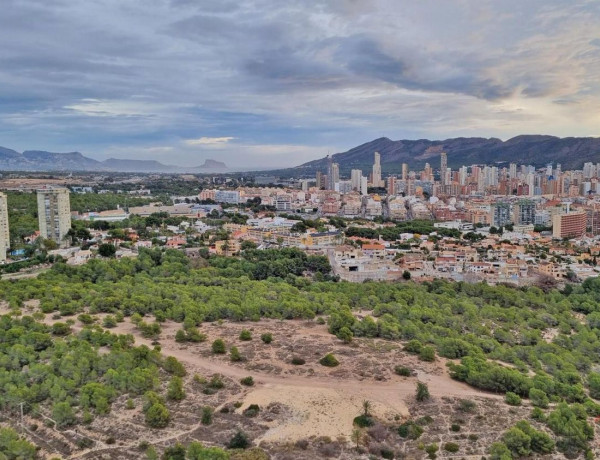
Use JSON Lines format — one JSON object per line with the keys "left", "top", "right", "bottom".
{"left": 37, "top": 187, "right": 71, "bottom": 247}
{"left": 0, "top": 192, "right": 9, "bottom": 262}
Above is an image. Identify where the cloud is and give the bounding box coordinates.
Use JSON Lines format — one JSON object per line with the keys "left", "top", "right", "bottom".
{"left": 0, "top": 0, "right": 599, "bottom": 167}
{"left": 184, "top": 137, "right": 236, "bottom": 146}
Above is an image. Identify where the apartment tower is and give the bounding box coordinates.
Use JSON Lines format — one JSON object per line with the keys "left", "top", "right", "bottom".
{"left": 0, "top": 192, "right": 9, "bottom": 262}
{"left": 37, "top": 187, "right": 71, "bottom": 247}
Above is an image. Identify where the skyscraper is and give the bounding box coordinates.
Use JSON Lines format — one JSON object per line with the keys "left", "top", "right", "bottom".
{"left": 316, "top": 171, "right": 323, "bottom": 189}
{"left": 440, "top": 152, "right": 447, "bottom": 187}
{"left": 351, "top": 169, "right": 362, "bottom": 191}
{"left": 326, "top": 155, "right": 333, "bottom": 190}
{"left": 401, "top": 163, "right": 408, "bottom": 181}
{"left": 0, "top": 193, "right": 9, "bottom": 262}
{"left": 37, "top": 187, "right": 71, "bottom": 247}
{"left": 331, "top": 163, "right": 340, "bottom": 189}
{"left": 372, "top": 152, "right": 383, "bottom": 187}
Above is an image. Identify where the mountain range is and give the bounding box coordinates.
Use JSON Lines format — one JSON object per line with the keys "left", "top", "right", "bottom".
{"left": 286, "top": 135, "right": 600, "bottom": 177}
{"left": 0, "top": 147, "right": 228, "bottom": 173}
{"left": 1, "top": 135, "right": 599, "bottom": 175}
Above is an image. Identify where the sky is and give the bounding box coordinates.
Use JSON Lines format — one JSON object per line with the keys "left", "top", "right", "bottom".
{"left": 1, "top": 0, "right": 599, "bottom": 169}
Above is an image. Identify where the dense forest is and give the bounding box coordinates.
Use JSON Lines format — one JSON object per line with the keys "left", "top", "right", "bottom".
{"left": 2, "top": 248, "right": 600, "bottom": 457}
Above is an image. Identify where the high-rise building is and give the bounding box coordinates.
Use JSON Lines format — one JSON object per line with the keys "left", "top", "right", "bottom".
{"left": 401, "top": 163, "right": 408, "bottom": 181}
{"left": 351, "top": 169, "right": 362, "bottom": 191}
{"left": 491, "top": 202, "right": 511, "bottom": 227}
{"left": 440, "top": 152, "right": 447, "bottom": 187}
{"left": 326, "top": 155, "right": 333, "bottom": 190}
{"left": 509, "top": 163, "right": 517, "bottom": 180}
{"left": 316, "top": 171, "right": 324, "bottom": 189}
{"left": 513, "top": 199, "right": 536, "bottom": 225}
{"left": 387, "top": 176, "right": 396, "bottom": 195}
{"left": 331, "top": 163, "right": 340, "bottom": 189}
{"left": 360, "top": 176, "right": 368, "bottom": 196}
{"left": 553, "top": 211, "right": 587, "bottom": 239}
{"left": 37, "top": 187, "right": 71, "bottom": 247}
{"left": 372, "top": 152, "right": 383, "bottom": 187}
{"left": 0, "top": 193, "right": 9, "bottom": 262}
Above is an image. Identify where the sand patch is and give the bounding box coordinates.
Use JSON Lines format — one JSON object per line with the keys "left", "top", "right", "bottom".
{"left": 241, "top": 383, "right": 408, "bottom": 443}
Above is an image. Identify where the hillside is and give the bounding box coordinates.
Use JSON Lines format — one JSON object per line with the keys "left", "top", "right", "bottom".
{"left": 272, "top": 135, "right": 600, "bottom": 177}
{"left": 0, "top": 146, "right": 228, "bottom": 173}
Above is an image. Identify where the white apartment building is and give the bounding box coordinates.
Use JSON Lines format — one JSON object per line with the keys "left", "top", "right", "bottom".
{"left": 37, "top": 187, "right": 72, "bottom": 248}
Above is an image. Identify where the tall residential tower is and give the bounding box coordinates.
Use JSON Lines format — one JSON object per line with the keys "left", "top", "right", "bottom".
{"left": 0, "top": 193, "right": 9, "bottom": 262}
{"left": 37, "top": 187, "right": 71, "bottom": 247}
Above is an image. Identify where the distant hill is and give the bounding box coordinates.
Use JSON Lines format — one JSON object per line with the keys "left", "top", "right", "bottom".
{"left": 0, "top": 146, "right": 228, "bottom": 173}
{"left": 267, "top": 135, "right": 600, "bottom": 177}
{"left": 193, "top": 159, "right": 228, "bottom": 172}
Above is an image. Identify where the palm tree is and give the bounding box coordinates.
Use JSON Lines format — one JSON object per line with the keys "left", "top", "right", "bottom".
{"left": 362, "top": 400, "right": 372, "bottom": 417}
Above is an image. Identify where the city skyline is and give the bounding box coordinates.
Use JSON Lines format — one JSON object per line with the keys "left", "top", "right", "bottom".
{"left": 1, "top": 1, "right": 599, "bottom": 168}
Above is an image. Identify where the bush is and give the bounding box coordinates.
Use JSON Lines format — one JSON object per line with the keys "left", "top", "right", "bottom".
{"left": 228, "top": 431, "right": 250, "bottom": 449}
{"left": 394, "top": 366, "right": 411, "bottom": 377}
{"left": 212, "top": 339, "right": 226, "bottom": 354}
{"left": 201, "top": 406, "right": 213, "bottom": 425}
{"left": 404, "top": 339, "right": 423, "bottom": 353}
{"left": 208, "top": 374, "right": 224, "bottom": 389}
{"left": 239, "top": 329, "right": 252, "bottom": 341}
{"left": 167, "top": 376, "right": 185, "bottom": 401}
{"left": 353, "top": 414, "right": 374, "bottom": 428}
{"left": 419, "top": 346, "right": 436, "bottom": 362}
{"left": 425, "top": 443, "right": 438, "bottom": 459}
{"left": 505, "top": 392, "right": 522, "bottom": 406}
{"left": 319, "top": 353, "right": 339, "bottom": 367}
{"left": 260, "top": 333, "right": 273, "bottom": 344}
{"left": 337, "top": 326, "right": 353, "bottom": 343}
{"left": 416, "top": 382, "right": 430, "bottom": 402}
{"left": 243, "top": 404, "right": 260, "bottom": 418}
{"left": 397, "top": 421, "right": 423, "bottom": 440}
{"left": 103, "top": 316, "right": 117, "bottom": 328}
{"left": 175, "top": 329, "right": 186, "bottom": 343}
{"left": 291, "top": 356, "right": 305, "bottom": 365}
{"left": 240, "top": 376, "right": 254, "bottom": 387}
{"left": 529, "top": 388, "right": 549, "bottom": 408}
{"left": 450, "top": 424, "right": 460, "bottom": 432}
{"left": 145, "top": 403, "right": 170, "bottom": 428}
{"left": 52, "top": 322, "right": 71, "bottom": 335}
{"left": 230, "top": 346, "right": 243, "bottom": 362}
{"left": 443, "top": 442, "right": 459, "bottom": 453}
{"left": 458, "top": 399, "right": 476, "bottom": 413}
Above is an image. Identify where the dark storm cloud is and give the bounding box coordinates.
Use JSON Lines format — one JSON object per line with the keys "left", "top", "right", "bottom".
{"left": 0, "top": 0, "right": 598, "bottom": 168}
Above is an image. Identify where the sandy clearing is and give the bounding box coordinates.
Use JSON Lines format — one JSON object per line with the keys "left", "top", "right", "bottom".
{"left": 241, "top": 383, "right": 408, "bottom": 443}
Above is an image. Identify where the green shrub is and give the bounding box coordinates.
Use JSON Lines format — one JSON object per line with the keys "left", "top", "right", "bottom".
{"left": 201, "top": 406, "right": 213, "bottom": 425}
{"left": 416, "top": 382, "right": 430, "bottom": 402}
{"left": 398, "top": 421, "right": 423, "bottom": 440}
{"left": 228, "top": 431, "right": 250, "bottom": 449}
{"left": 394, "top": 366, "right": 411, "bottom": 377}
{"left": 419, "top": 346, "right": 436, "bottom": 362}
{"left": 260, "top": 333, "right": 273, "bottom": 344}
{"left": 450, "top": 424, "right": 460, "bottom": 432}
{"left": 243, "top": 404, "right": 260, "bottom": 418}
{"left": 505, "top": 392, "right": 522, "bottom": 406}
{"left": 212, "top": 339, "right": 226, "bottom": 354}
{"left": 291, "top": 356, "right": 305, "bottom": 365}
{"left": 319, "top": 353, "right": 339, "bottom": 367}
{"left": 208, "top": 374, "right": 225, "bottom": 389}
{"left": 239, "top": 329, "right": 252, "bottom": 341}
{"left": 444, "top": 442, "right": 459, "bottom": 453}
{"left": 353, "top": 414, "right": 374, "bottom": 427}
{"left": 240, "top": 376, "right": 254, "bottom": 387}
{"left": 230, "top": 346, "right": 243, "bottom": 362}
{"left": 404, "top": 339, "right": 423, "bottom": 353}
